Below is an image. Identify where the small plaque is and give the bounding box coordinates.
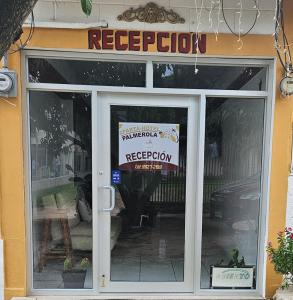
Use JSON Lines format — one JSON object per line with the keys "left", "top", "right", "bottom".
{"left": 211, "top": 266, "right": 254, "bottom": 288}
{"left": 112, "top": 170, "right": 121, "bottom": 184}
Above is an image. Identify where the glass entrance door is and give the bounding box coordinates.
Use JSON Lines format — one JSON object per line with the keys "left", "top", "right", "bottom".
{"left": 98, "top": 93, "right": 198, "bottom": 293}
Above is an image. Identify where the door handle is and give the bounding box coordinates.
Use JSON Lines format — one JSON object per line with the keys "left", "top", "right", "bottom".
{"left": 101, "top": 185, "right": 116, "bottom": 211}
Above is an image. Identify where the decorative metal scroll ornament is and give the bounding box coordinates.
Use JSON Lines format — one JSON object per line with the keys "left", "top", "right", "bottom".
{"left": 117, "top": 2, "right": 185, "bottom": 24}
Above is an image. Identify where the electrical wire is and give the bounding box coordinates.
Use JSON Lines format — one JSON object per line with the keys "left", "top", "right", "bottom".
{"left": 281, "top": 3, "right": 292, "bottom": 69}
{"left": 221, "top": 0, "right": 259, "bottom": 37}
{"left": 203, "top": 0, "right": 219, "bottom": 12}
{"left": 8, "top": 11, "right": 35, "bottom": 54}
{"left": 274, "top": 0, "right": 292, "bottom": 73}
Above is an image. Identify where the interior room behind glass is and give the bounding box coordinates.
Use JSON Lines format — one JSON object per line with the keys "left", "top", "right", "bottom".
{"left": 29, "top": 91, "right": 93, "bottom": 289}
{"left": 201, "top": 98, "right": 265, "bottom": 289}
{"left": 109, "top": 106, "right": 188, "bottom": 282}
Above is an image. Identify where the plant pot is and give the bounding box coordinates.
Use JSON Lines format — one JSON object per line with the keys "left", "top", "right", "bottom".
{"left": 62, "top": 269, "right": 86, "bottom": 289}
{"left": 274, "top": 286, "right": 293, "bottom": 300}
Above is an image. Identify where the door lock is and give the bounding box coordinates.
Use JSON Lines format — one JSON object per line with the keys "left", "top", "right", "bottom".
{"left": 100, "top": 274, "right": 106, "bottom": 287}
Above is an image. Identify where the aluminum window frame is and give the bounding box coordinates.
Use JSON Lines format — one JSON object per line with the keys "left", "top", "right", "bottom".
{"left": 22, "top": 49, "right": 275, "bottom": 298}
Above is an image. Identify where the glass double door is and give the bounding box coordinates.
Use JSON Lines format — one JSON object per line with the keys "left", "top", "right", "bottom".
{"left": 96, "top": 93, "right": 198, "bottom": 293}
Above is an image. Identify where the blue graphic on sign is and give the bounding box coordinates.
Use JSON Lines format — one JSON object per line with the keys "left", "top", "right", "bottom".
{"left": 112, "top": 170, "right": 121, "bottom": 184}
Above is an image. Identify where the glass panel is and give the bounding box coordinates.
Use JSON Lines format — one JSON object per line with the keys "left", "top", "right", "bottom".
{"left": 201, "top": 98, "right": 265, "bottom": 289}
{"left": 28, "top": 58, "right": 146, "bottom": 87}
{"left": 110, "top": 106, "right": 187, "bottom": 282}
{"left": 29, "top": 91, "right": 92, "bottom": 289}
{"left": 153, "top": 64, "right": 267, "bottom": 91}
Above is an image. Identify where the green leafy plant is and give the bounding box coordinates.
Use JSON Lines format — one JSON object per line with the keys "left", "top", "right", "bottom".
{"left": 63, "top": 257, "right": 73, "bottom": 271}
{"left": 228, "top": 249, "right": 246, "bottom": 267}
{"left": 267, "top": 227, "right": 293, "bottom": 289}
{"left": 63, "top": 257, "right": 90, "bottom": 271}
{"left": 218, "top": 248, "right": 246, "bottom": 267}
{"left": 80, "top": 257, "right": 90, "bottom": 269}
{"left": 81, "top": 0, "right": 92, "bottom": 16}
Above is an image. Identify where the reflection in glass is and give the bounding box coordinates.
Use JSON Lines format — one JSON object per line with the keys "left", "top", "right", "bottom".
{"left": 110, "top": 106, "right": 187, "bottom": 282}
{"left": 153, "top": 64, "right": 267, "bottom": 91}
{"left": 28, "top": 58, "right": 146, "bottom": 87}
{"left": 200, "top": 98, "right": 265, "bottom": 289}
{"left": 29, "top": 91, "right": 92, "bottom": 289}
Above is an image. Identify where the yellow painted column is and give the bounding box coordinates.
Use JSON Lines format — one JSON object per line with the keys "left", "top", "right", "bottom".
{"left": 0, "top": 52, "right": 27, "bottom": 300}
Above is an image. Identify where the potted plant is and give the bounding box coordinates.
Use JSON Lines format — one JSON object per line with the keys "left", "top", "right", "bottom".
{"left": 210, "top": 249, "right": 255, "bottom": 289}
{"left": 62, "top": 257, "right": 90, "bottom": 288}
{"left": 218, "top": 248, "right": 246, "bottom": 267}
{"left": 267, "top": 227, "right": 293, "bottom": 290}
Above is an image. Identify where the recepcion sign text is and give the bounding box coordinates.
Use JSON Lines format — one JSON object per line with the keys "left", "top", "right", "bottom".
{"left": 119, "top": 122, "right": 180, "bottom": 171}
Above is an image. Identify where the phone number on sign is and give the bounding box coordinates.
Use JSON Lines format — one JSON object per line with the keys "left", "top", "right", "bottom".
{"left": 134, "top": 164, "right": 163, "bottom": 170}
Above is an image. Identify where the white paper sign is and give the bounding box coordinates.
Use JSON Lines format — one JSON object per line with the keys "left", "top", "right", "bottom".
{"left": 211, "top": 267, "right": 254, "bottom": 288}
{"left": 119, "top": 122, "right": 180, "bottom": 171}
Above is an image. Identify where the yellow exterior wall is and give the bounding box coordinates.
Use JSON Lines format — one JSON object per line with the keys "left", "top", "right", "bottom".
{"left": 0, "top": 51, "right": 27, "bottom": 299}
{"left": 1, "top": 3, "right": 293, "bottom": 298}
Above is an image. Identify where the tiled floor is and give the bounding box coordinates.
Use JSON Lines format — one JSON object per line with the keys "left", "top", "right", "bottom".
{"left": 33, "top": 213, "right": 258, "bottom": 290}
{"left": 110, "top": 213, "right": 185, "bottom": 282}
{"left": 33, "top": 260, "right": 93, "bottom": 289}
{"left": 33, "top": 213, "right": 186, "bottom": 289}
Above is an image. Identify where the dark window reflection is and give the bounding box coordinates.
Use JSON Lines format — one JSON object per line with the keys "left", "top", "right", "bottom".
{"left": 153, "top": 64, "right": 266, "bottom": 91}
{"left": 28, "top": 58, "right": 146, "bottom": 87}
{"left": 201, "top": 98, "right": 265, "bottom": 289}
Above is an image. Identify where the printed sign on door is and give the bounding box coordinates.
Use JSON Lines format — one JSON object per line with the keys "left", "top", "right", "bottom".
{"left": 119, "top": 122, "right": 180, "bottom": 171}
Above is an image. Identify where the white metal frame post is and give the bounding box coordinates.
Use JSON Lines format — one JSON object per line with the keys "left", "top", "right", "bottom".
{"left": 0, "top": 239, "right": 4, "bottom": 300}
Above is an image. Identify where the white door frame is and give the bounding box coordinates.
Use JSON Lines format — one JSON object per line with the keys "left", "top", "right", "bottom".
{"left": 96, "top": 92, "right": 199, "bottom": 293}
